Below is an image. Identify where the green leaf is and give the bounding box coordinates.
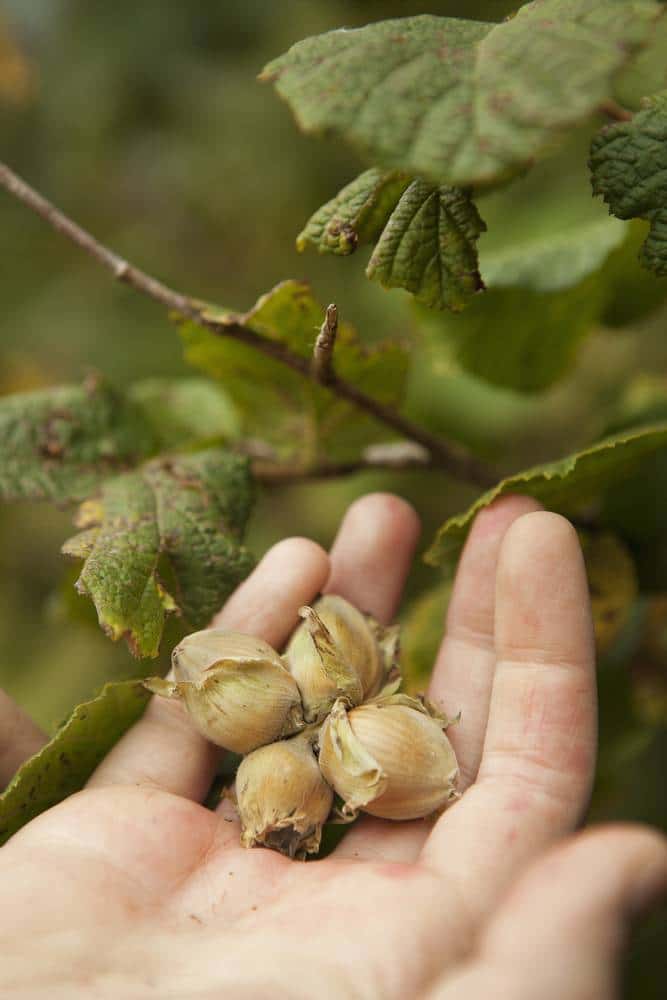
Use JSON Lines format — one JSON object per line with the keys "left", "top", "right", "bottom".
{"left": 143, "top": 451, "right": 255, "bottom": 628}
{"left": 426, "top": 424, "right": 667, "bottom": 569}
{"left": 72, "top": 472, "right": 167, "bottom": 657}
{"left": 599, "top": 220, "right": 667, "bottom": 326}
{"left": 417, "top": 274, "right": 606, "bottom": 393}
{"left": 416, "top": 136, "right": 667, "bottom": 393}
{"left": 477, "top": 132, "right": 627, "bottom": 292}
{"left": 614, "top": 15, "right": 667, "bottom": 110}
{"left": 590, "top": 91, "right": 667, "bottom": 276}
{"left": 63, "top": 449, "right": 255, "bottom": 656}
{"left": 297, "top": 168, "right": 411, "bottom": 255}
{"left": 0, "top": 681, "right": 150, "bottom": 846}
{"left": 180, "top": 281, "right": 410, "bottom": 461}
{"left": 262, "top": 3, "right": 661, "bottom": 188}
{"left": 128, "top": 377, "right": 240, "bottom": 449}
{"left": 0, "top": 377, "right": 156, "bottom": 504}
{"left": 366, "top": 179, "right": 485, "bottom": 311}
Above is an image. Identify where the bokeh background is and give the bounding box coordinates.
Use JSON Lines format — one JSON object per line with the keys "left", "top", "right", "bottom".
{"left": 0, "top": 2, "right": 665, "bottom": 992}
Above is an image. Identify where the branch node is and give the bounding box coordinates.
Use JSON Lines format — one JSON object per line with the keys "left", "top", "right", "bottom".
{"left": 113, "top": 260, "right": 130, "bottom": 281}
{"left": 312, "top": 303, "right": 338, "bottom": 383}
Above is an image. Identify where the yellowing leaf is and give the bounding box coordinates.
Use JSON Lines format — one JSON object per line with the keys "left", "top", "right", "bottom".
{"left": 0, "top": 20, "right": 37, "bottom": 107}
{"left": 297, "top": 168, "right": 410, "bottom": 255}
{"left": 63, "top": 449, "right": 255, "bottom": 657}
{"left": 580, "top": 532, "right": 638, "bottom": 654}
{"left": 180, "top": 281, "right": 410, "bottom": 461}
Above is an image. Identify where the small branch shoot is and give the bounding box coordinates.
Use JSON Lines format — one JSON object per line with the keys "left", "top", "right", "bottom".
{"left": 312, "top": 304, "right": 338, "bottom": 383}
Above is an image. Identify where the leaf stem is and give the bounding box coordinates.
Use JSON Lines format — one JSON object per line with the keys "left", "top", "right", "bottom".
{"left": 0, "top": 160, "right": 497, "bottom": 487}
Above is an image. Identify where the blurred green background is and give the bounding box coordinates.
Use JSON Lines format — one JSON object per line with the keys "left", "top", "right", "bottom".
{"left": 0, "top": 2, "right": 665, "bottom": 992}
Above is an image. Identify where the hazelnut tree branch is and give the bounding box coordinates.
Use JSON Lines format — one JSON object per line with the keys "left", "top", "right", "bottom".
{"left": 251, "top": 441, "right": 433, "bottom": 483}
{"left": 0, "top": 160, "right": 497, "bottom": 487}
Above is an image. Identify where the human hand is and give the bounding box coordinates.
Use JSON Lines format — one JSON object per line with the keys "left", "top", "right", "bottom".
{"left": 0, "top": 494, "right": 665, "bottom": 999}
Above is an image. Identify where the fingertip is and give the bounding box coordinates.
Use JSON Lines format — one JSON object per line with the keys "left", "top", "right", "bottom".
{"left": 471, "top": 494, "right": 543, "bottom": 539}
{"left": 477, "top": 821, "right": 667, "bottom": 995}
{"left": 325, "top": 492, "right": 421, "bottom": 623}
{"left": 496, "top": 510, "right": 592, "bottom": 654}
{"left": 342, "top": 492, "right": 421, "bottom": 548}
{"left": 511, "top": 823, "right": 667, "bottom": 920}
{"left": 573, "top": 824, "right": 667, "bottom": 917}
{"left": 261, "top": 535, "right": 331, "bottom": 580}
{"left": 211, "top": 535, "right": 330, "bottom": 644}
{"left": 500, "top": 510, "right": 582, "bottom": 571}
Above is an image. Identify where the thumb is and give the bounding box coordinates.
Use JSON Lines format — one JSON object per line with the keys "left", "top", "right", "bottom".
{"left": 430, "top": 824, "right": 667, "bottom": 999}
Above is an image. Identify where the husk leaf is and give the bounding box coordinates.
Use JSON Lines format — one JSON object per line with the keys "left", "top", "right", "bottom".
{"left": 318, "top": 698, "right": 388, "bottom": 818}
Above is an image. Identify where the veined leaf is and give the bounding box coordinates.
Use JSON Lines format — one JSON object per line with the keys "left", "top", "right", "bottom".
{"left": 579, "top": 531, "right": 638, "bottom": 654}
{"left": 590, "top": 91, "right": 667, "bottom": 276}
{"left": 297, "top": 168, "right": 411, "bottom": 255}
{"left": 0, "top": 377, "right": 156, "bottom": 504}
{"left": 419, "top": 218, "right": 667, "bottom": 393}
{"left": 262, "top": 3, "right": 661, "bottom": 188}
{"left": 426, "top": 424, "right": 667, "bottom": 569}
{"left": 63, "top": 449, "right": 254, "bottom": 656}
{"left": 72, "top": 471, "right": 167, "bottom": 657}
{"left": 366, "top": 180, "right": 485, "bottom": 311}
{"left": 180, "top": 281, "right": 410, "bottom": 461}
{"left": 143, "top": 451, "right": 254, "bottom": 628}
{"left": 0, "top": 681, "right": 150, "bottom": 846}
{"left": 128, "top": 377, "right": 240, "bottom": 448}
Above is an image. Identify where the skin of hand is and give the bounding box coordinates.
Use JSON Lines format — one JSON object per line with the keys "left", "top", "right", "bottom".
{"left": 0, "top": 493, "right": 665, "bottom": 1000}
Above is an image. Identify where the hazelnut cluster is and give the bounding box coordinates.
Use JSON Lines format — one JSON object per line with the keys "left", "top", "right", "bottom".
{"left": 145, "top": 596, "right": 459, "bottom": 859}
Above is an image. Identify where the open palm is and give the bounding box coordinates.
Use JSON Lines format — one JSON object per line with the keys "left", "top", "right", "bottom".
{"left": 1, "top": 494, "right": 665, "bottom": 999}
